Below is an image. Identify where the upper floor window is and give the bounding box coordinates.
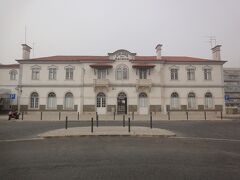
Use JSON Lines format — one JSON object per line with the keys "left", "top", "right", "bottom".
{"left": 116, "top": 64, "right": 128, "bottom": 80}
{"left": 9, "top": 70, "right": 17, "bottom": 80}
{"left": 65, "top": 66, "right": 74, "bottom": 80}
{"left": 32, "top": 68, "right": 40, "bottom": 80}
{"left": 48, "top": 67, "right": 57, "bottom": 80}
{"left": 171, "top": 69, "right": 178, "bottom": 80}
{"left": 139, "top": 68, "right": 147, "bottom": 79}
{"left": 203, "top": 66, "right": 212, "bottom": 80}
{"left": 97, "top": 69, "right": 107, "bottom": 79}
{"left": 187, "top": 69, "right": 195, "bottom": 80}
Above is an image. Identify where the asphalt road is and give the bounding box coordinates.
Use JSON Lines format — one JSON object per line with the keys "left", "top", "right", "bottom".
{"left": 0, "top": 119, "right": 240, "bottom": 180}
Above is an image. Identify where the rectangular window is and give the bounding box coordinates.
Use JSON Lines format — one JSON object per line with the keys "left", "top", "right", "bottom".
{"left": 171, "top": 69, "right": 178, "bottom": 80}
{"left": 97, "top": 69, "right": 106, "bottom": 79}
{"left": 65, "top": 68, "right": 73, "bottom": 80}
{"left": 139, "top": 69, "right": 147, "bottom": 79}
{"left": 204, "top": 69, "right": 212, "bottom": 80}
{"left": 10, "top": 72, "right": 16, "bottom": 80}
{"left": 32, "top": 69, "right": 40, "bottom": 80}
{"left": 187, "top": 69, "right": 195, "bottom": 80}
{"left": 49, "top": 68, "right": 57, "bottom": 80}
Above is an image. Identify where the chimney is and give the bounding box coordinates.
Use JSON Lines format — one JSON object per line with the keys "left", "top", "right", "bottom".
{"left": 211, "top": 45, "right": 221, "bottom": 61}
{"left": 155, "top": 44, "right": 162, "bottom": 59}
{"left": 22, "top": 44, "right": 32, "bottom": 59}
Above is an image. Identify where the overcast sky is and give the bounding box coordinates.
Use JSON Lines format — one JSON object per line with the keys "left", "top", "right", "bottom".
{"left": 0, "top": 0, "right": 239, "bottom": 67}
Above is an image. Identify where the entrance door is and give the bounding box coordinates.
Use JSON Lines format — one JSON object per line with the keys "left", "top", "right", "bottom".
{"left": 117, "top": 92, "right": 127, "bottom": 114}
{"left": 139, "top": 93, "right": 148, "bottom": 114}
{"left": 96, "top": 92, "right": 106, "bottom": 114}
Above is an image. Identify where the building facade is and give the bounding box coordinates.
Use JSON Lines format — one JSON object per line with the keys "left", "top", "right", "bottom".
{"left": 224, "top": 68, "right": 240, "bottom": 110}
{"left": 0, "top": 44, "right": 226, "bottom": 114}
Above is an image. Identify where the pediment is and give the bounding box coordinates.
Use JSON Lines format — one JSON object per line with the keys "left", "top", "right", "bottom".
{"left": 108, "top": 49, "right": 136, "bottom": 60}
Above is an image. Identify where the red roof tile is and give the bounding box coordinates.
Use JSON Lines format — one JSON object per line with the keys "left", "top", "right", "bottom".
{"left": 0, "top": 64, "right": 19, "bottom": 68}
{"left": 90, "top": 64, "right": 113, "bottom": 68}
{"left": 132, "top": 64, "right": 155, "bottom": 68}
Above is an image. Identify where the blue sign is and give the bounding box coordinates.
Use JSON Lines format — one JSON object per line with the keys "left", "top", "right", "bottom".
{"left": 9, "top": 94, "right": 16, "bottom": 100}
{"left": 224, "top": 95, "right": 230, "bottom": 101}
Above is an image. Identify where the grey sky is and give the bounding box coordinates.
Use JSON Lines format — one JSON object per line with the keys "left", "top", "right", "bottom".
{"left": 0, "top": 0, "right": 239, "bottom": 67}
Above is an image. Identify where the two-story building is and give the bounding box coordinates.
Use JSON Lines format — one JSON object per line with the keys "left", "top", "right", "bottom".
{"left": 9, "top": 43, "right": 225, "bottom": 115}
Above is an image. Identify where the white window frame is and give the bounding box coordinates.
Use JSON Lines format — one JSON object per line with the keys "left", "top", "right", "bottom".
{"left": 97, "top": 69, "right": 107, "bottom": 79}
{"left": 64, "top": 92, "right": 74, "bottom": 110}
{"left": 116, "top": 64, "right": 128, "bottom": 80}
{"left": 203, "top": 66, "right": 213, "bottom": 81}
{"left": 96, "top": 92, "right": 106, "bottom": 107}
{"left": 170, "top": 92, "right": 180, "bottom": 110}
{"left": 47, "top": 92, "right": 57, "bottom": 109}
{"left": 139, "top": 93, "right": 148, "bottom": 107}
{"left": 187, "top": 92, "right": 196, "bottom": 109}
{"left": 205, "top": 92, "right": 213, "bottom": 109}
{"left": 30, "top": 92, "right": 39, "bottom": 109}
{"left": 9, "top": 70, "right": 17, "bottom": 80}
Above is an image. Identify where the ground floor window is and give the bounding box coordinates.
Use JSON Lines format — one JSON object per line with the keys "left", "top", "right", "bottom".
{"left": 205, "top": 92, "right": 213, "bottom": 109}
{"left": 64, "top": 92, "right": 74, "bottom": 109}
{"left": 188, "top": 92, "right": 196, "bottom": 109}
{"left": 139, "top": 93, "right": 148, "bottom": 107}
{"left": 171, "top": 92, "right": 179, "bottom": 109}
{"left": 30, "top": 92, "right": 39, "bottom": 108}
{"left": 47, "top": 92, "right": 57, "bottom": 109}
{"left": 96, "top": 92, "right": 106, "bottom": 107}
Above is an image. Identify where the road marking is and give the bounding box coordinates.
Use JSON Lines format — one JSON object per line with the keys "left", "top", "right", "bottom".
{"left": 0, "top": 137, "right": 44, "bottom": 142}
{"left": 171, "top": 136, "right": 240, "bottom": 142}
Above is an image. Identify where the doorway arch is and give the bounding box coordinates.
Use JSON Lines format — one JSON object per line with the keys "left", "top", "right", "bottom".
{"left": 117, "top": 92, "right": 127, "bottom": 114}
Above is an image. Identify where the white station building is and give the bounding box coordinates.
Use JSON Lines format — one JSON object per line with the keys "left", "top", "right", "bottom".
{"left": 0, "top": 44, "right": 226, "bottom": 114}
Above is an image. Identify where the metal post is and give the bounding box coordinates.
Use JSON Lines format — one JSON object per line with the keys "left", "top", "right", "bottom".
{"left": 114, "top": 111, "right": 116, "bottom": 120}
{"left": 41, "top": 112, "right": 42, "bottom": 120}
{"left": 123, "top": 115, "right": 125, "bottom": 127}
{"left": 132, "top": 111, "right": 134, "bottom": 120}
{"left": 78, "top": 112, "right": 79, "bottom": 120}
{"left": 150, "top": 112, "right": 152, "bottom": 129}
{"left": 96, "top": 112, "right": 98, "bottom": 120}
{"left": 204, "top": 111, "right": 207, "bottom": 120}
{"left": 59, "top": 112, "right": 61, "bottom": 120}
{"left": 96, "top": 114, "right": 99, "bottom": 127}
{"left": 128, "top": 117, "right": 130, "bottom": 133}
{"left": 91, "top": 117, "right": 93, "bottom": 133}
{"left": 22, "top": 112, "right": 24, "bottom": 120}
{"left": 186, "top": 111, "right": 188, "bottom": 121}
{"left": 221, "top": 111, "right": 223, "bottom": 120}
{"left": 65, "top": 116, "right": 68, "bottom": 129}
{"left": 168, "top": 111, "right": 170, "bottom": 120}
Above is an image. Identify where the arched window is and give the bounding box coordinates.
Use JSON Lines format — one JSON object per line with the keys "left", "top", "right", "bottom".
{"left": 30, "top": 92, "right": 39, "bottom": 108}
{"left": 47, "top": 92, "right": 56, "bottom": 109}
{"left": 96, "top": 92, "right": 106, "bottom": 107}
{"left": 139, "top": 93, "right": 148, "bottom": 107}
{"left": 9, "top": 70, "right": 17, "bottom": 80}
{"left": 171, "top": 92, "right": 179, "bottom": 109}
{"left": 116, "top": 64, "right": 128, "bottom": 80}
{"left": 64, "top": 92, "right": 74, "bottom": 109}
{"left": 205, "top": 92, "right": 213, "bottom": 109}
{"left": 188, "top": 92, "right": 196, "bottom": 109}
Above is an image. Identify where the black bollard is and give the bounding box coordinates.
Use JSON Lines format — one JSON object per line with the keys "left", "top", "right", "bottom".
{"left": 128, "top": 117, "right": 131, "bottom": 132}
{"left": 40, "top": 111, "right": 43, "bottom": 120}
{"left": 96, "top": 114, "right": 99, "bottom": 127}
{"left": 59, "top": 112, "right": 61, "bottom": 120}
{"left": 204, "top": 111, "right": 207, "bottom": 120}
{"left": 132, "top": 111, "right": 134, "bottom": 120}
{"left": 221, "top": 111, "right": 223, "bottom": 120}
{"left": 65, "top": 116, "right": 68, "bottom": 129}
{"left": 168, "top": 111, "right": 170, "bottom": 120}
{"left": 78, "top": 112, "right": 80, "bottom": 120}
{"left": 22, "top": 112, "right": 24, "bottom": 120}
{"left": 186, "top": 111, "right": 189, "bottom": 121}
{"left": 96, "top": 112, "right": 98, "bottom": 120}
{"left": 123, "top": 115, "right": 125, "bottom": 127}
{"left": 91, "top": 117, "right": 93, "bottom": 133}
{"left": 150, "top": 112, "right": 152, "bottom": 129}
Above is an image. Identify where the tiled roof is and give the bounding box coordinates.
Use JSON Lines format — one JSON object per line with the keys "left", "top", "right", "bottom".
{"left": 90, "top": 64, "right": 113, "bottom": 68}
{"left": 0, "top": 64, "right": 19, "bottom": 68}
{"left": 18, "top": 55, "right": 221, "bottom": 62}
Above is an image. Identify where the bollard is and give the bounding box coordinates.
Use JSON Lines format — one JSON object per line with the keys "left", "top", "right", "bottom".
{"left": 114, "top": 111, "right": 116, "bottom": 120}
{"left": 22, "top": 112, "right": 24, "bottom": 120}
{"left": 59, "top": 112, "right": 61, "bottom": 120}
{"left": 123, "top": 115, "right": 125, "bottom": 127}
{"left": 65, "top": 116, "right": 68, "bottom": 129}
{"left": 132, "top": 111, "right": 134, "bottom": 120}
{"left": 221, "top": 111, "right": 223, "bottom": 120}
{"left": 78, "top": 112, "right": 80, "bottom": 120}
{"left": 204, "top": 111, "right": 207, "bottom": 120}
{"left": 96, "top": 112, "right": 98, "bottom": 120}
{"left": 150, "top": 112, "right": 152, "bottom": 129}
{"left": 41, "top": 112, "right": 43, "bottom": 120}
{"left": 186, "top": 111, "right": 189, "bottom": 121}
{"left": 96, "top": 114, "right": 99, "bottom": 127}
{"left": 168, "top": 111, "right": 170, "bottom": 120}
{"left": 91, "top": 117, "right": 93, "bottom": 133}
{"left": 128, "top": 117, "right": 131, "bottom": 133}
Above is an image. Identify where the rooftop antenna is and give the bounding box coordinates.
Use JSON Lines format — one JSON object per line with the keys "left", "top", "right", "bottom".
{"left": 203, "top": 36, "right": 217, "bottom": 48}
